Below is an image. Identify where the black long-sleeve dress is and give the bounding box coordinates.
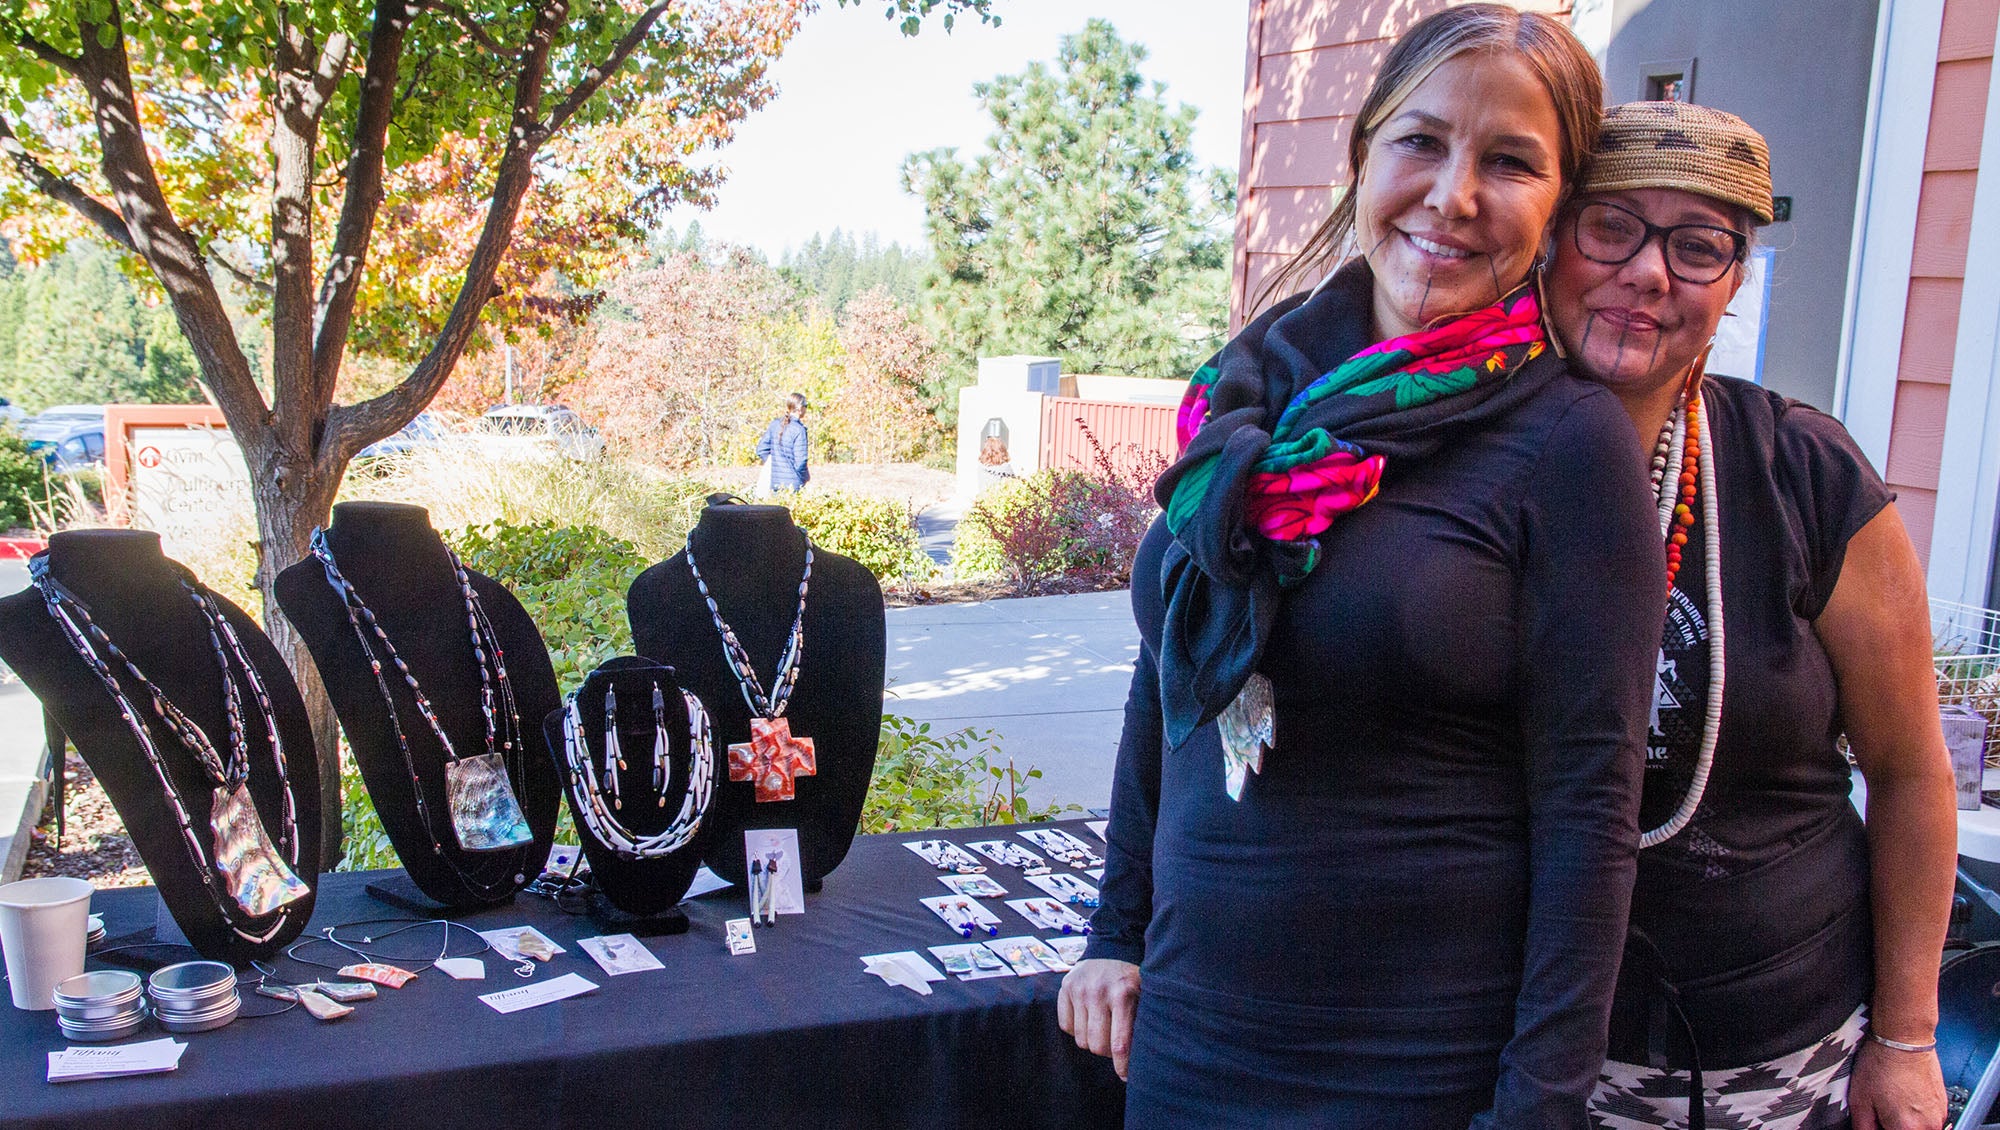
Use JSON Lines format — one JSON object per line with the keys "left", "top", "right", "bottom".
{"left": 1086, "top": 338, "right": 1664, "bottom": 1127}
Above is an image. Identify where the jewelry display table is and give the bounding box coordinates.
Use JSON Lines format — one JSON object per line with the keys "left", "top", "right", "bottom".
{"left": 0, "top": 821, "right": 1123, "bottom": 1129}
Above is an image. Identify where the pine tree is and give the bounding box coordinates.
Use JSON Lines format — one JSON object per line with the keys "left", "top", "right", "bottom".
{"left": 903, "top": 20, "right": 1234, "bottom": 426}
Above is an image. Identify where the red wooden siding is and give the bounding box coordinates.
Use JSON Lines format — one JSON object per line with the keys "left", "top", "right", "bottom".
{"left": 1232, "top": 0, "right": 1571, "bottom": 330}
{"left": 1040, "top": 398, "right": 1179, "bottom": 478}
{"left": 1886, "top": 0, "right": 1998, "bottom": 563}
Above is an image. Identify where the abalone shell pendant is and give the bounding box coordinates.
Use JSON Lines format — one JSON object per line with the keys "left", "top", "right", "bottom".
{"left": 443, "top": 751, "right": 534, "bottom": 851}
{"left": 210, "top": 783, "right": 312, "bottom": 919}
{"left": 1217, "top": 673, "right": 1275, "bottom": 802}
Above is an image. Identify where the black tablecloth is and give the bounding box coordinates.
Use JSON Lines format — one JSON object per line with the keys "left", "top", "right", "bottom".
{"left": 0, "top": 822, "right": 1124, "bottom": 1129}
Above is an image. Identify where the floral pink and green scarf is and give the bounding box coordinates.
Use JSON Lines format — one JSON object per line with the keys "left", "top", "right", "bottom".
{"left": 1154, "top": 263, "right": 1551, "bottom": 748}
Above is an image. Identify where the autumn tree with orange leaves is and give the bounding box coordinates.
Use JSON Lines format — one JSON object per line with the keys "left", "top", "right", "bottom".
{"left": 0, "top": 0, "right": 994, "bottom": 854}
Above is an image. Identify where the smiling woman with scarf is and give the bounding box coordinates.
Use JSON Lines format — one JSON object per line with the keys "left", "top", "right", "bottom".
{"left": 1055, "top": 6, "right": 1664, "bottom": 1127}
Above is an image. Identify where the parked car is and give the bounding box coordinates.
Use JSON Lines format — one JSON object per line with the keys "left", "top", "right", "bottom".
{"left": 475, "top": 404, "right": 604, "bottom": 461}
{"left": 0, "top": 397, "right": 25, "bottom": 431}
{"left": 357, "top": 411, "right": 454, "bottom": 460}
{"left": 22, "top": 405, "right": 106, "bottom": 472}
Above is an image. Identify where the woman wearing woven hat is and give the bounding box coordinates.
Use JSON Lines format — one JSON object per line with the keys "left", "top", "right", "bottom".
{"left": 1058, "top": 7, "right": 1664, "bottom": 1126}
{"left": 1540, "top": 101, "right": 1956, "bottom": 1130}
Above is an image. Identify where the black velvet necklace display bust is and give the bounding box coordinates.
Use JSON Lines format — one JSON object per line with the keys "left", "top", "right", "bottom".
{"left": 541, "top": 657, "right": 714, "bottom": 920}
{"left": 274, "top": 502, "right": 560, "bottom": 908}
{"left": 0, "top": 530, "right": 322, "bottom": 961}
{"left": 628, "top": 499, "right": 884, "bottom": 888}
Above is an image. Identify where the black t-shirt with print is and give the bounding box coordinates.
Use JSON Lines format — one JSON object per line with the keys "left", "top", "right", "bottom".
{"left": 1620, "top": 374, "right": 1894, "bottom": 1061}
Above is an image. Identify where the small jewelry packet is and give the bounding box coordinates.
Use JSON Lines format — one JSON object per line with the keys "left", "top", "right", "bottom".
{"left": 578, "top": 934, "right": 664, "bottom": 976}
{"left": 967, "top": 840, "right": 1049, "bottom": 874}
{"left": 1020, "top": 828, "right": 1104, "bottom": 869}
{"left": 1026, "top": 872, "right": 1099, "bottom": 907}
{"left": 903, "top": 839, "right": 987, "bottom": 873}
{"left": 983, "top": 936, "right": 1070, "bottom": 976}
{"left": 724, "top": 918, "right": 757, "bottom": 955}
{"left": 939, "top": 874, "right": 1008, "bottom": 899}
{"left": 928, "top": 942, "right": 1015, "bottom": 981}
{"left": 476, "top": 926, "right": 566, "bottom": 963}
{"left": 1048, "top": 936, "right": 1089, "bottom": 965}
{"left": 1007, "top": 898, "right": 1092, "bottom": 935}
{"left": 921, "top": 895, "right": 1001, "bottom": 938}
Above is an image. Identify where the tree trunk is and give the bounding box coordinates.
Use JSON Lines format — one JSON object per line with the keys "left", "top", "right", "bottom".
{"left": 249, "top": 457, "right": 346, "bottom": 864}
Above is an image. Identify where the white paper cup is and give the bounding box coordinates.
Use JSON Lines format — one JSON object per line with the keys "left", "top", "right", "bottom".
{"left": 0, "top": 877, "right": 94, "bottom": 1010}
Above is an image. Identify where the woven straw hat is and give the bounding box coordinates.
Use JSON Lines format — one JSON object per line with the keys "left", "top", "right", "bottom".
{"left": 1581, "top": 101, "right": 1775, "bottom": 225}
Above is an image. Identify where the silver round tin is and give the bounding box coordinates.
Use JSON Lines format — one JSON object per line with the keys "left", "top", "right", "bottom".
{"left": 148, "top": 961, "right": 236, "bottom": 1005}
{"left": 53, "top": 970, "right": 143, "bottom": 1017}
{"left": 148, "top": 960, "right": 240, "bottom": 1032}
{"left": 53, "top": 970, "right": 147, "bottom": 1041}
{"left": 58, "top": 1009, "right": 148, "bottom": 1042}
{"left": 154, "top": 993, "right": 238, "bottom": 1033}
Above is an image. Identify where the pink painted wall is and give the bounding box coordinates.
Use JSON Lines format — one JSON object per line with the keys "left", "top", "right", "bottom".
{"left": 1231, "top": 0, "right": 1570, "bottom": 330}
{"left": 1040, "top": 397, "right": 1177, "bottom": 477}
{"left": 1887, "top": 0, "right": 1999, "bottom": 564}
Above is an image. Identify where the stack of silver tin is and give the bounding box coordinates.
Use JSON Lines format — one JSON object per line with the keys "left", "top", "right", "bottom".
{"left": 147, "top": 961, "right": 240, "bottom": 1033}
{"left": 52, "top": 970, "right": 147, "bottom": 1042}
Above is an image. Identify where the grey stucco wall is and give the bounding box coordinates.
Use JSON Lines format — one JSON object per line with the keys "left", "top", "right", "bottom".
{"left": 1604, "top": 0, "right": 1881, "bottom": 410}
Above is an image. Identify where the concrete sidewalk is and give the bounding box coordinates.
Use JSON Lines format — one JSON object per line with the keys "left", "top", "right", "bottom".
{"left": 885, "top": 590, "right": 1136, "bottom": 812}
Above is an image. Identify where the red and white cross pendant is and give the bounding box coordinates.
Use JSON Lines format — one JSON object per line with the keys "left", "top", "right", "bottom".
{"left": 727, "top": 716, "right": 817, "bottom": 803}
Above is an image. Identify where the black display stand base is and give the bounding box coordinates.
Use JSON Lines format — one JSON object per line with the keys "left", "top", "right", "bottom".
{"left": 584, "top": 890, "right": 690, "bottom": 937}
{"left": 365, "top": 874, "right": 513, "bottom": 918}
{"left": 806, "top": 877, "right": 823, "bottom": 895}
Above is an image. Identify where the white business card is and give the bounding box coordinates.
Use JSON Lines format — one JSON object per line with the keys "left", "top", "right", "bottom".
{"left": 478, "top": 972, "right": 599, "bottom": 1014}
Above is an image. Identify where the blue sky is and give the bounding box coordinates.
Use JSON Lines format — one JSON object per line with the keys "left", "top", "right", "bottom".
{"left": 661, "top": 0, "right": 1252, "bottom": 261}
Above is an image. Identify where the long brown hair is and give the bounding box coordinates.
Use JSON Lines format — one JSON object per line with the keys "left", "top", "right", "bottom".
{"left": 1250, "top": 4, "right": 1603, "bottom": 316}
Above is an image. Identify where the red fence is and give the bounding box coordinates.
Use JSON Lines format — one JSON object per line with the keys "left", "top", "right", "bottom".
{"left": 1039, "top": 397, "right": 1178, "bottom": 479}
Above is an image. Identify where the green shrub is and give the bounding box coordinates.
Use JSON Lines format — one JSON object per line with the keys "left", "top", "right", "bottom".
{"left": 449, "top": 519, "right": 648, "bottom": 694}
{"left": 952, "top": 470, "right": 1115, "bottom": 591}
{"left": 336, "top": 754, "right": 401, "bottom": 872}
{"left": 0, "top": 429, "right": 45, "bottom": 530}
{"left": 785, "top": 489, "right": 934, "bottom": 584}
{"left": 863, "top": 714, "right": 1075, "bottom": 833}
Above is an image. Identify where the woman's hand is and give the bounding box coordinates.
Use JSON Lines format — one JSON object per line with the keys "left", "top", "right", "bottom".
{"left": 1848, "top": 1039, "right": 1945, "bottom": 1130}
{"left": 1057, "top": 958, "right": 1140, "bottom": 1080}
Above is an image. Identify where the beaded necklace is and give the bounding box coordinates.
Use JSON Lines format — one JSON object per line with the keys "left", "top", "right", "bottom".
{"left": 31, "top": 558, "right": 309, "bottom": 942}
{"left": 1640, "top": 379, "right": 1726, "bottom": 849}
{"left": 560, "top": 676, "right": 715, "bottom": 858}
{"left": 686, "top": 540, "right": 819, "bottom": 803}
{"left": 685, "top": 542, "right": 812, "bottom": 720}
{"left": 308, "top": 529, "right": 532, "bottom": 896}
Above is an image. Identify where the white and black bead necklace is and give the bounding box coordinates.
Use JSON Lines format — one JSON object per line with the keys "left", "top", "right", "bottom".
{"left": 31, "top": 557, "right": 308, "bottom": 942}
{"left": 561, "top": 675, "right": 715, "bottom": 858}
{"left": 308, "top": 529, "right": 530, "bottom": 896}
{"left": 684, "top": 541, "right": 812, "bottom": 720}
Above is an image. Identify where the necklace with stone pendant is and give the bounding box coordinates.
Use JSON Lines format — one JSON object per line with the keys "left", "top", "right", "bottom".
{"left": 32, "top": 559, "right": 310, "bottom": 941}
{"left": 309, "top": 530, "right": 534, "bottom": 897}
{"left": 685, "top": 541, "right": 817, "bottom": 803}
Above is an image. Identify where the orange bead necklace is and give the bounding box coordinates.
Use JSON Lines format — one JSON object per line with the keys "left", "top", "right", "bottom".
{"left": 1649, "top": 388, "right": 1703, "bottom": 595}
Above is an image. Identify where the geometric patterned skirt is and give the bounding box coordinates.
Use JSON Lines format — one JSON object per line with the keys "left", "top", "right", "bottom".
{"left": 1587, "top": 1004, "right": 1865, "bottom": 1130}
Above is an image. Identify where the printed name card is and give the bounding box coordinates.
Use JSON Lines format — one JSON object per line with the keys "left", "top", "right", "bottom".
{"left": 48, "top": 1038, "right": 187, "bottom": 1082}
{"left": 478, "top": 972, "right": 599, "bottom": 1015}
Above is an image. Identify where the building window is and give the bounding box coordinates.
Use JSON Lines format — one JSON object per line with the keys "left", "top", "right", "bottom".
{"left": 1639, "top": 58, "right": 1697, "bottom": 103}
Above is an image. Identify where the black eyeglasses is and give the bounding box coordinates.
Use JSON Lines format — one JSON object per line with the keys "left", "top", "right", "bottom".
{"left": 1570, "top": 200, "right": 1747, "bottom": 285}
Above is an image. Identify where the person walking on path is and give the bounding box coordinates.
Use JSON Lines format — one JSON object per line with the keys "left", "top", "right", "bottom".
{"left": 756, "top": 392, "right": 811, "bottom": 495}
